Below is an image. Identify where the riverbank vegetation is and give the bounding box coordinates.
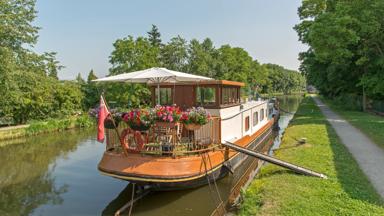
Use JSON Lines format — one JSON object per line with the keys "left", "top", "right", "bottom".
{"left": 239, "top": 97, "right": 384, "bottom": 215}
{"left": 321, "top": 97, "right": 384, "bottom": 149}
{"left": 0, "top": 0, "right": 306, "bottom": 127}
{"left": 0, "top": 115, "right": 94, "bottom": 141}
{"left": 295, "top": 0, "right": 384, "bottom": 110}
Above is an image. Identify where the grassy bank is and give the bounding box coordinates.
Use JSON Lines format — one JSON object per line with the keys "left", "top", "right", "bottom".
{"left": 321, "top": 97, "right": 384, "bottom": 149}
{"left": 0, "top": 115, "right": 94, "bottom": 141}
{"left": 260, "top": 92, "right": 304, "bottom": 98}
{"left": 239, "top": 97, "right": 384, "bottom": 215}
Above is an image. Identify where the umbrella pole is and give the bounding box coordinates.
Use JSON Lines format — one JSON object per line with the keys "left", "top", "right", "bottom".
{"left": 157, "top": 82, "right": 160, "bottom": 105}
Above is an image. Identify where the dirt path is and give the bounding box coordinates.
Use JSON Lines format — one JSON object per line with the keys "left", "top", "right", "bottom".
{"left": 313, "top": 97, "right": 384, "bottom": 198}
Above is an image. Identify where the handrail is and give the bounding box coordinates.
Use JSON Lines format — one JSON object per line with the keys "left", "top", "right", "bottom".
{"left": 221, "top": 101, "right": 268, "bottom": 121}
{"left": 105, "top": 117, "right": 222, "bottom": 156}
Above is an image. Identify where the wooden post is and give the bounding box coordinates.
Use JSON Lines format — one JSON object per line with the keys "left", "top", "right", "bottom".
{"left": 102, "top": 94, "right": 128, "bottom": 156}
{"left": 363, "top": 86, "right": 367, "bottom": 112}
{"left": 222, "top": 141, "right": 327, "bottom": 179}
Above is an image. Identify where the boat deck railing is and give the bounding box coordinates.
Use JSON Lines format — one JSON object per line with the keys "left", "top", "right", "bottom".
{"left": 105, "top": 117, "right": 221, "bottom": 156}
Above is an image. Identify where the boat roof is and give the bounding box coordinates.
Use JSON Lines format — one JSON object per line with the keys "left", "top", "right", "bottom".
{"left": 148, "top": 80, "right": 245, "bottom": 87}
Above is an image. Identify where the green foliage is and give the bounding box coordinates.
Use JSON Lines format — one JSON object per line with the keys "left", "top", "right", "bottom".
{"left": 0, "top": 0, "right": 83, "bottom": 124}
{"left": 264, "top": 64, "right": 306, "bottom": 94}
{"left": 80, "top": 69, "right": 100, "bottom": 109}
{"left": 25, "top": 116, "right": 93, "bottom": 136}
{"left": 296, "top": 0, "right": 384, "bottom": 100}
{"left": 160, "top": 36, "right": 188, "bottom": 71}
{"left": 147, "top": 24, "right": 162, "bottom": 47}
{"left": 109, "top": 36, "right": 160, "bottom": 75}
{"left": 239, "top": 97, "right": 384, "bottom": 215}
{"left": 107, "top": 25, "right": 306, "bottom": 106}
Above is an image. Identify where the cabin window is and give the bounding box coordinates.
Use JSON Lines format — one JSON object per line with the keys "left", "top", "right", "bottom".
{"left": 155, "top": 87, "right": 172, "bottom": 105}
{"left": 260, "top": 109, "right": 264, "bottom": 121}
{"left": 196, "top": 87, "right": 216, "bottom": 106}
{"left": 253, "top": 111, "right": 258, "bottom": 126}
{"left": 221, "top": 87, "right": 239, "bottom": 105}
{"left": 245, "top": 116, "right": 250, "bottom": 131}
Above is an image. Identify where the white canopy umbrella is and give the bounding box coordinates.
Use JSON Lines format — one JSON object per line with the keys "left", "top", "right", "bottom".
{"left": 93, "top": 67, "right": 212, "bottom": 104}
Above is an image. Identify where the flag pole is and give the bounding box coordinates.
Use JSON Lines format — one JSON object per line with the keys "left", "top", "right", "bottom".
{"left": 102, "top": 93, "right": 128, "bottom": 156}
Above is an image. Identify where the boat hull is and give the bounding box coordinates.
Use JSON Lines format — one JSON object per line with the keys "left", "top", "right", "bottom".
{"left": 98, "top": 119, "right": 276, "bottom": 191}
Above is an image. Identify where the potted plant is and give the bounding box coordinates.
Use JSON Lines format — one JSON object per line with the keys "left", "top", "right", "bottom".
{"left": 89, "top": 107, "right": 121, "bottom": 129}
{"left": 153, "top": 105, "right": 181, "bottom": 128}
{"left": 104, "top": 115, "right": 121, "bottom": 129}
{"left": 122, "top": 109, "right": 154, "bottom": 131}
{"left": 181, "top": 107, "right": 211, "bottom": 130}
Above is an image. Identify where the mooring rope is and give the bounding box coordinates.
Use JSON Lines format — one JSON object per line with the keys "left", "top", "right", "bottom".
{"left": 128, "top": 183, "right": 135, "bottom": 216}
{"left": 201, "top": 153, "right": 226, "bottom": 215}
{"left": 201, "top": 153, "right": 220, "bottom": 206}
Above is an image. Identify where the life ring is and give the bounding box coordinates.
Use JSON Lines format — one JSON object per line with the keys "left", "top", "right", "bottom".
{"left": 120, "top": 128, "right": 146, "bottom": 153}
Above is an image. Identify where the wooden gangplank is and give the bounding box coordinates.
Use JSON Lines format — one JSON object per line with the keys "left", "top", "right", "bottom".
{"left": 222, "top": 141, "right": 327, "bottom": 179}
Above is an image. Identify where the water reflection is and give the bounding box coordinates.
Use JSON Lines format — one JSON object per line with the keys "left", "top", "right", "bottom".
{"left": 271, "top": 95, "right": 303, "bottom": 152}
{"left": 0, "top": 129, "right": 93, "bottom": 216}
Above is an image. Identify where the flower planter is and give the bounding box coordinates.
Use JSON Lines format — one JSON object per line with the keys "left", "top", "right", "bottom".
{"left": 155, "top": 121, "right": 177, "bottom": 128}
{"left": 104, "top": 118, "right": 120, "bottom": 129}
{"left": 129, "top": 124, "right": 151, "bottom": 132}
{"left": 184, "top": 123, "right": 202, "bottom": 131}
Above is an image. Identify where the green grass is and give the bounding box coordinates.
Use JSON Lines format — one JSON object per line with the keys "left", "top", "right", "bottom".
{"left": 322, "top": 97, "right": 384, "bottom": 149}
{"left": 239, "top": 97, "right": 384, "bottom": 215}
{"left": 0, "top": 115, "right": 94, "bottom": 141}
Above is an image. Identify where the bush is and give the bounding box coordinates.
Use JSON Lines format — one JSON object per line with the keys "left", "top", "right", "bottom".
{"left": 26, "top": 116, "right": 94, "bottom": 135}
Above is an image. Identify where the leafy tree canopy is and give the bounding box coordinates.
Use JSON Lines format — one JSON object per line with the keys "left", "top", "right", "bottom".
{"left": 296, "top": 0, "right": 384, "bottom": 99}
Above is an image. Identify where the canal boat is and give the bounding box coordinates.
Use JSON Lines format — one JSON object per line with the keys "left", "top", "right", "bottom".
{"left": 95, "top": 68, "right": 279, "bottom": 190}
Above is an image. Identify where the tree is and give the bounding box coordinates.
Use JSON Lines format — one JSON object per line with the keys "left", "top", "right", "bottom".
{"left": 76, "top": 73, "right": 85, "bottom": 84}
{"left": 0, "top": 0, "right": 83, "bottom": 124}
{"left": 160, "top": 35, "right": 188, "bottom": 71}
{"left": 186, "top": 38, "right": 217, "bottom": 77}
{"left": 87, "top": 69, "right": 98, "bottom": 83}
{"left": 147, "top": 24, "right": 162, "bottom": 47}
{"left": 82, "top": 70, "right": 99, "bottom": 109}
{"left": 295, "top": 0, "right": 384, "bottom": 101}
{"left": 44, "top": 52, "right": 63, "bottom": 79}
{"left": 109, "top": 36, "right": 160, "bottom": 75}
{"left": 215, "top": 45, "right": 252, "bottom": 84}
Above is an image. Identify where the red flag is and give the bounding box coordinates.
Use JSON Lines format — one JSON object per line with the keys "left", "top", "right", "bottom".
{"left": 97, "top": 95, "right": 110, "bottom": 142}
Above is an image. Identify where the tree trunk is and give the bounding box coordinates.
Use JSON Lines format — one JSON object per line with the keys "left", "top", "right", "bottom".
{"left": 362, "top": 86, "right": 367, "bottom": 112}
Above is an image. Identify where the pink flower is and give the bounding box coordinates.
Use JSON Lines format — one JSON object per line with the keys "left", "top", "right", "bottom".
{"left": 168, "top": 114, "right": 173, "bottom": 122}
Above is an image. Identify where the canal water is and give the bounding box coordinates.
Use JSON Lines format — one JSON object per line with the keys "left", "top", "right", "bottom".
{"left": 0, "top": 95, "right": 302, "bottom": 216}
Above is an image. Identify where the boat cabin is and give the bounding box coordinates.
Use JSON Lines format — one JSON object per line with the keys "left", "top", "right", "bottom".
{"left": 103, "top": 80, "right": 276, "bottom": 157}
{"left": 149, "top": 80, "right": 244, "bottom": 110}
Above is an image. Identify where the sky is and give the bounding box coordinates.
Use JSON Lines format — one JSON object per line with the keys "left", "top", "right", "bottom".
{"left": 33, "top": 0, "right": 306, "bottom": 80}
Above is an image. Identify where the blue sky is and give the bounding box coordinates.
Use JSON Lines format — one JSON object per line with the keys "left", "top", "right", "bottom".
{"left": 33, "top": 0, "right": 306, "bottom": 80}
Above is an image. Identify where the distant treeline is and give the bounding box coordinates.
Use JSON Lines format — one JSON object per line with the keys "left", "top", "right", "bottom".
{"left": 102, "top": 25, "right": 306, "bottom": 107}
{"left": 296, "top": 0, "right": 384, "bottom": 103}
{"left": 0, "top": 0, "right": 305, "bottom": 125}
